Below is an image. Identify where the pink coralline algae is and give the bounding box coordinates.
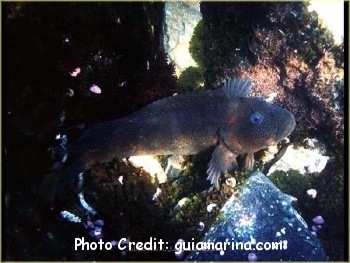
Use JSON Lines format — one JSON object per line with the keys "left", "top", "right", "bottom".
{"left": 312, "top": 215, "right": 325, "bottom": 225}
{"left": 306, "top": 189, "right": 317, "bottom": 199}
{"left": 86, "top": 219, "right": 105, "bottom": 240}
{"left": 312, "top": 225, "right": 322, "bottom": 232}
{"left": 198, "top": 221, "right": 205, "bottom": 232}
{"left": 69, "top": 67, "right": 81, "bottom": 77}
{"left": 151, "top": 187, "right": 162, "bottom": 201}
{"left": 175, "top": 239, "right": 185, "bottom": 259}
{"left": 89, "top": 84, "right": 102, "bottom": 94}
{"left": 118, "top": 175, "right": 123, "bottom": 185}
{"left": 248, "top": 252, "right": 258, "bottom": 261}
{"left": 310, "top": 215, "right": 325, "bottom": 236}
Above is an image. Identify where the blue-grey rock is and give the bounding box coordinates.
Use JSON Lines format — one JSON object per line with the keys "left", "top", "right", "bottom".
{"left": 164, "top": 155, "right": 186, "bottom": 180}
{"left": 186, "top": 172, "right": 327, "bottom": 261}
{"left": 163, "top": 2, "right": 201, "bottom": 75}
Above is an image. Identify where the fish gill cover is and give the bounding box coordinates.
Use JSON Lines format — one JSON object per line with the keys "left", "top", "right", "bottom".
{"left": 3, "top": 1, "right": 345, "bottom": 261}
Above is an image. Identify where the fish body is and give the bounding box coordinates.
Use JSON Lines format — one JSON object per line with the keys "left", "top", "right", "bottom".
{"left": 61, "top": 79, "right": 295, "bottom": 188}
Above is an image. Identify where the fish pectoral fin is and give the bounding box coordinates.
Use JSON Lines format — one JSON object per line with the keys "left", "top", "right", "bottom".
{"left": 207, "top": 144, "right": 238, "bottom": 187}
{"left": 244, "top": 153, "right": 255, "bottom": 171}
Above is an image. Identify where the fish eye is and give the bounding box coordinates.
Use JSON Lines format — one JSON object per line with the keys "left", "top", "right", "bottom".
{"left": 250, "top": 112, "right": 264, "bottom": 125}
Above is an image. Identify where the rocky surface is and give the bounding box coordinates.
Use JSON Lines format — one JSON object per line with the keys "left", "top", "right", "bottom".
{"left": 163, "top": 2, "right": 201, "bottom": 76}
{"left": 186, "top": 172, "right": 327, "bottom": 261}
{"left": 266, "top": 144, "right": 329, "bottom": 175}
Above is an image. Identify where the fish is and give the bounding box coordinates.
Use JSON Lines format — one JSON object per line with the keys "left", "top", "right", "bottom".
{"left": 58, "top": 78, "right": 295, "bottom": 191}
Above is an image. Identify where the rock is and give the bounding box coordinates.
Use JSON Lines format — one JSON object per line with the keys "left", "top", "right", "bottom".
{"left": 186, "top": 172, "right": 327, "bottom": 261}
{"left": 267, "top": 144, "right": 329, "bottom": 175}
{"left": 126, "top": 155, "right": 188, "bottom": 183}
{"left": 308, "top": 0, "right": 344, "bottom": 45}
{"left": 127, "top": 155, "right": 167, "bottom": 184}
{"left": 163, "top": 2, "right": 202, "bottom": 76}
{"left": 164, "top": 155, "right": 186, "bottom": 180}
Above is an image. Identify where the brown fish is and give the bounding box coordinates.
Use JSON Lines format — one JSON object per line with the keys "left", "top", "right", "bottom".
{"left": 60, "top": 78, "right": 295, "bottom": 189}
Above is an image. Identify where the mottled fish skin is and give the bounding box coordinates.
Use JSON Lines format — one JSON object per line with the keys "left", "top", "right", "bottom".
{"left": 59, "top": 78, "right": 295, "bottom": 191}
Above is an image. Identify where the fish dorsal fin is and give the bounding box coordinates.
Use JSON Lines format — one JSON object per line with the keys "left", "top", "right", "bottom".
{"left": 132, "top": 89, "right": 228, "bottom": 119}
{"left": 221, "top": 78, "right": 252, "bottom": 99}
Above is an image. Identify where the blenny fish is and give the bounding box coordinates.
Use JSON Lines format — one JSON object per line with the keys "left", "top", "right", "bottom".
{"left": 60, "top": 78, "right": 295, "bottom": 189}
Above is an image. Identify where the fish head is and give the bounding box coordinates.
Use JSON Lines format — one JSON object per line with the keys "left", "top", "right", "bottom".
{"left": 222, "top": 97, "right": 296, "bottom": 154}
